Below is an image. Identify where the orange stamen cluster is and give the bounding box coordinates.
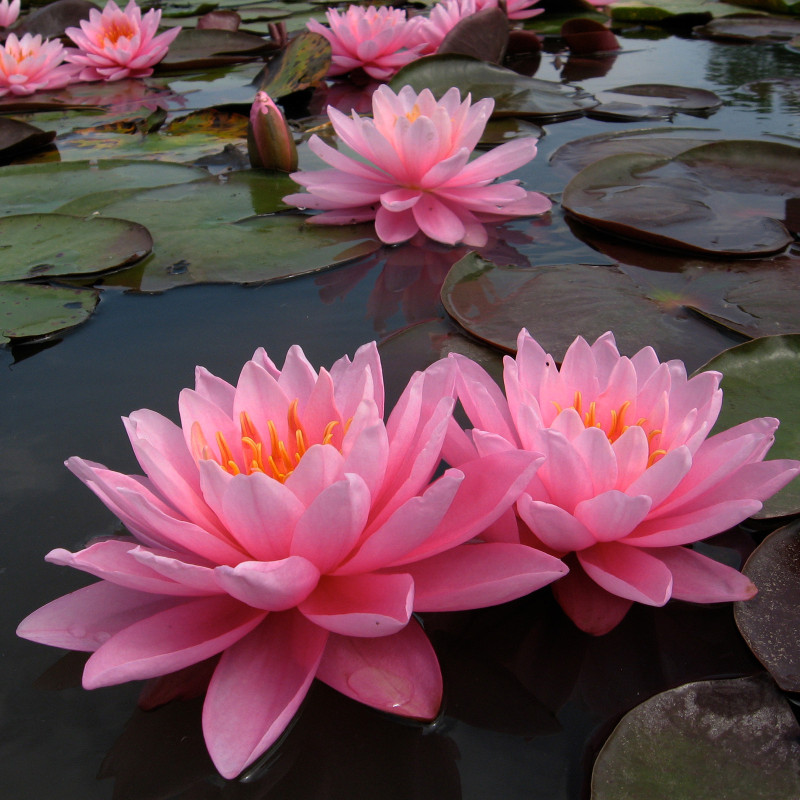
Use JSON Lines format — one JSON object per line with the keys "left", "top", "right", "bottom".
{"left": 193, "top": 399, "right": 342, "bottom": 483}
{"left": 554, "top": 391, "right": 666, "bottom": 467}
{"left": 102, "top": 16, "right": 136, "bottom": 46}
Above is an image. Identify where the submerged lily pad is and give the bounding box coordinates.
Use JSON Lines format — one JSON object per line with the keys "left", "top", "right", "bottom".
{"left": 562, "top": 140, "right": 798, "bottom": 256}
{"left": 0, "top": 282, "right": 99, "bottom": 345}
{"left": 56, "top": 172, "right": 381, "bottom": 290}
{"left": 697, "top": 335, "right": 800, "bottom": 518}
{"left": 440, "top": 253, "right": 740, "bottom": 369}
{"left": 390, "top": 55, "right": 596, "bottom": 121}
{"left": 0, "top": 214, "right": 153, "bottom": 281}
{"left": 591, "top": 674, "right": 800, "bottom": 800}
{"left": 734, "top": 521, "right": 800, "bottom": 691}
{"left": 695, "top": 13, "right": 800, "bottom": 41}
{"left": 0, "top": 160, "right": 208, "bottom": 217}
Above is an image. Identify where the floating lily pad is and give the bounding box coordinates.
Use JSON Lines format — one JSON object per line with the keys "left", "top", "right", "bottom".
{"left": 591, "top": 674, "right": 800, "bottom": 800}
{"left": 56, "top": 172, "right": 381, "bottom": 290}
{"left": 257, "top": 31, "right": 332, "bottom": 98}
{"left": 0, "top": 282, "right": 99, "bottom": 345}
{"left": 694, "top": 13, "right": 800, "bottom": 41}
{"left": 0, "top": 214, "right": 153, "bottom": 281}
{"left": 0, "top": 118, "right": 54, "bottom": 163}
{"left": 548, "top": 127, "right": 717, "bottom": 179}
{"left": 0, "top": 160, "right": 208, "bottom": 217}
{"left": 390, "top": 55, "right": 597, "bottom": 121}
{"left": 437, "top": 7, "right": 509, "bottom": 63}
{"left": 589, "top": 83, "right": 723, "bottom": 121}
{"left": 13, "top": 0, "right": 99, "bottom": 38}
{"left": 734, "top": 521, "right": 800, "bottom": 691}
{"left": 158, "top": 28, "right": 270, "bottom": 70}
{"left": 440, "top": 252, "right": 740, "bottom": 369}
{"left": 479, "top": 118, "right": 544, "bottom": 147}
{"left": 562, "top": 140, "right": 798, "bottom": 256}
{"left": 697, "top": 335, "right": 800, "bottom": 518}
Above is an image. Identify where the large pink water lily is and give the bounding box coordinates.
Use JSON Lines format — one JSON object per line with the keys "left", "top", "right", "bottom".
{"left": 306, "top": 5, "right": 422, "bottom": 80}
{"left": 0, "top": 0, "right": 20, "bottom": 29}
{"left": 0, "top": 33, "right": 78, "bottom": 96}
{"left": 65, "top": 0, "right": 180, "bottom": 82}
{"left": 283, "top": 84, "right": 551, "bottom": 247}
{"left": 444, "top": 330, "right": 800, "bottom": 636}
{"left": 17, "top": 343, "right": 565, "bottom": 778}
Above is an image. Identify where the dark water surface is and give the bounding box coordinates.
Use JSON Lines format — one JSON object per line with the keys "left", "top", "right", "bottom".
{"left": 2, "top": 30, "right": 796, "bottom": 799}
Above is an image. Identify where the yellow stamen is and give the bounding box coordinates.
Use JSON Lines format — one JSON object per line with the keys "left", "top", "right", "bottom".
{"left": 103, "top": 17, "right": 136, "bottom": 46}
{"left": 404, "top": 103, "right": 422, "bottom": 123}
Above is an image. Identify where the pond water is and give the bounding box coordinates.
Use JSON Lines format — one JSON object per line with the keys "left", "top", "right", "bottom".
{"left": 2, "top": 22, "right": 798, "bottom": 799}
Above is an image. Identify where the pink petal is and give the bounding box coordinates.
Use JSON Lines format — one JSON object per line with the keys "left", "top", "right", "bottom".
{"left": 403, "top": 542, "right": 567, "bottom": 611}
{"left": 214, "top": 557, "right": 321, "bottom": 611}
{"left": 375, "top": 205, "right": 420, "bottom": 244}
{"left": 573, "top": 491, "right": 652, "bottom": 542}
{"left": 291, "top": 474, "right": 371, "bottom": 573}
{"left": 299, "top": 573, "right": 414, "bottom": 637}
{"left": 412, "top": 194, "right": 466, "bottom": 245}
{"left": 316, "top": 618, "right": 442, "bottom": 719}
{"left": 552, "top": 559, "right": 633, "bottom": 635}
{"left": 578, "top": 542, "right": 673, "bottom": 606}
{"left": 83, "top": 595, "right": 266, "bottom": 688}
{"left": 17, "top": 582, "right": 179, "bottom": 652}
{"left": 517, "top": 495, "right": 597, "bottom": 553}
{"left": 203, "top": 611, "right": 327, "bottom": 779}
{"left": 284, "top": 444, "right": 346, "bottom": 506}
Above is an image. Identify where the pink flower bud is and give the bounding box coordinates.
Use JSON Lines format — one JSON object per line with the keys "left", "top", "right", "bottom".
{"left": 247, "top": 91, "right": 298, "bottom": 172}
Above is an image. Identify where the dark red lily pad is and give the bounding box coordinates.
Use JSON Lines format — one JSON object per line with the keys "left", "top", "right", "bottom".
{"left": 734, "top": 521, "right": 800, "bottom": 691}
{"left": 561, "top": 18, "right": 620, "bottom": 54}
{"left": 591, "top": 674, "right": 800, "bottom": 800}
{"left": 694, "top": 13, "right": 800, "bottom": 43}
{"left": 438, "top": 7, "right": 509, "bottom": 63}
{"left": 158, "top": 29, "right": 270, "bottom": 70}
{"left": 0, "top": 118, "right": 54, "bottom": 163}
{"left": 440, "top": 252, "right": 741, "bottom": 370}
{"left": 13, "top": 0, "right": 99, "bottom": 38}
{"left": 562, "top": 140, "right": 798, "bottom": 256}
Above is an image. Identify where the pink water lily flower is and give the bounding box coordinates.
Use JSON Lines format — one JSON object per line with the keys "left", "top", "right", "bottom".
{"left": 0, "top": 33, "right": 78, "bottom": 96}
{"left": 18, "top": 343, "right": 565, "bottom": 778}
{"left": 0, "top": 0, "right": 19, "bottom": 29}
{"left": 307, "top": 5, "right": 422, "bottom": 80}
{"left": 64, "top": 0, "right": 180, "bottom": 82}
{"left": 444, "top": 330, "right": 800, "bottom": 636}
{"left": 284, "top": 84, "right": 551, "bottom": 247}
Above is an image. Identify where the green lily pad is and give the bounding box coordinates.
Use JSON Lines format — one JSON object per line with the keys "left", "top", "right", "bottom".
{"left": 0, "top": 282, "right": 99, "bottom": 345}
{"left": 696, "top": 335, "right": 800, "bottom": 518}
{"left": 0, "top": 214, "right": 153, "bottom": 281}
{"left": 694, "top": 13, "right": 800, "bottom": 41}
{"left": 158, "top": 28, "right": 270, "bottom": 70}
{"left": 257, "top": 31, "right": 332, "bottom": 98}
{"left": 591, "top": 674, "right": 800, "bottom": 800}
{"left": 588, "top": 83, "right": 723, "bottom": 121}
{"left": 735, "top": 521, "right": 800, "bottom": 691}
{"left": 562, "top": 140, "right": 798, "bottom": 256}
{"left": 390, "top": 55, "right": 597, "bottom": 121}
{"left": 711, "top": 1, "right": 800, "bottom": 17}
{"left": 479, "top": 118, "right": 544, "bottom": 147}
{"left": 440, "top": 252, "right": 740, "bottom": 370}
{"left": 55, "top": 172, "right": 381, "bottom": 290}
{"left": 0, "top": 160, "right": 208, "bottom": 217}
{"left": 610, "top": 0, "right": 756, "bottom": 23}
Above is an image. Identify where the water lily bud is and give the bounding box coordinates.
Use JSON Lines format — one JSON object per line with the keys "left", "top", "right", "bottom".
{"left": 247, "top": 91, "right": 298, "bottom": 172}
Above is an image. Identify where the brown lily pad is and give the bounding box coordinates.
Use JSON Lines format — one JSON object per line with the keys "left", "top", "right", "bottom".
{"left": 257, "top": 30, "right": 332, "bottom": 98}
{"left": 591, "top": 674, "right": 800, "bottom": 800}
{"left": 440, "top": 252, "right": 741, "bottom": 370}
{"left": 561, "top": 18, "right": 620, "bottom": 54}
{"left": 694, "top": 13, "right": 800, "bottom": 43}
{"left": 562, "top": 140, "right": 798, "bottom": 256}
{"left": 158, "top": 28, "right": 270, "bottom": 70}
{"left": 438, "top": 7, "right": 509, "bottom": 63}
{"left": 735, "top": 521, "right": 800, "bottom": 691}
{"left": 0, "top": 118, "right": 54, "bottom": 163}
{"left": 588, "top": 83, "right": 723, "bottom": 120}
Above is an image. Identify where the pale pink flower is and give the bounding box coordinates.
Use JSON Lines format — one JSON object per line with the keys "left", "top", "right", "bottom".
{"left": 0, "top": 33, "right": 78, "bottom": 97}
{"left": 64, "top": 0, "right": 181, "bottom": 82}
{"left": 17, "top": 343, "right": 565, "bottom": 778}
{"left": 283, "top": 84, "right": 551, "bottom": 247}
{"left": 306, "top": 5, "right": 422, "bottom": 81}
{"left": 0, "top": 0, "right": 20, "bottom": 29}
{"left": 444, "top": 330, "right": 800, "bottom": 636}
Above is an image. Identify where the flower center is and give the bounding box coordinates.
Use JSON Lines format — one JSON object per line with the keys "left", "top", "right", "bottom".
{"left": 403, "top": 103, "right": 422, "bottom": 124}
{"left": 192, "top": 399, "right": 342, "bottom": 482}
{"left": 554, "top": 391, "right": 666, "bottom": 467}
{"left": 103, "top": 16, "right": 136, "bottom": 46}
